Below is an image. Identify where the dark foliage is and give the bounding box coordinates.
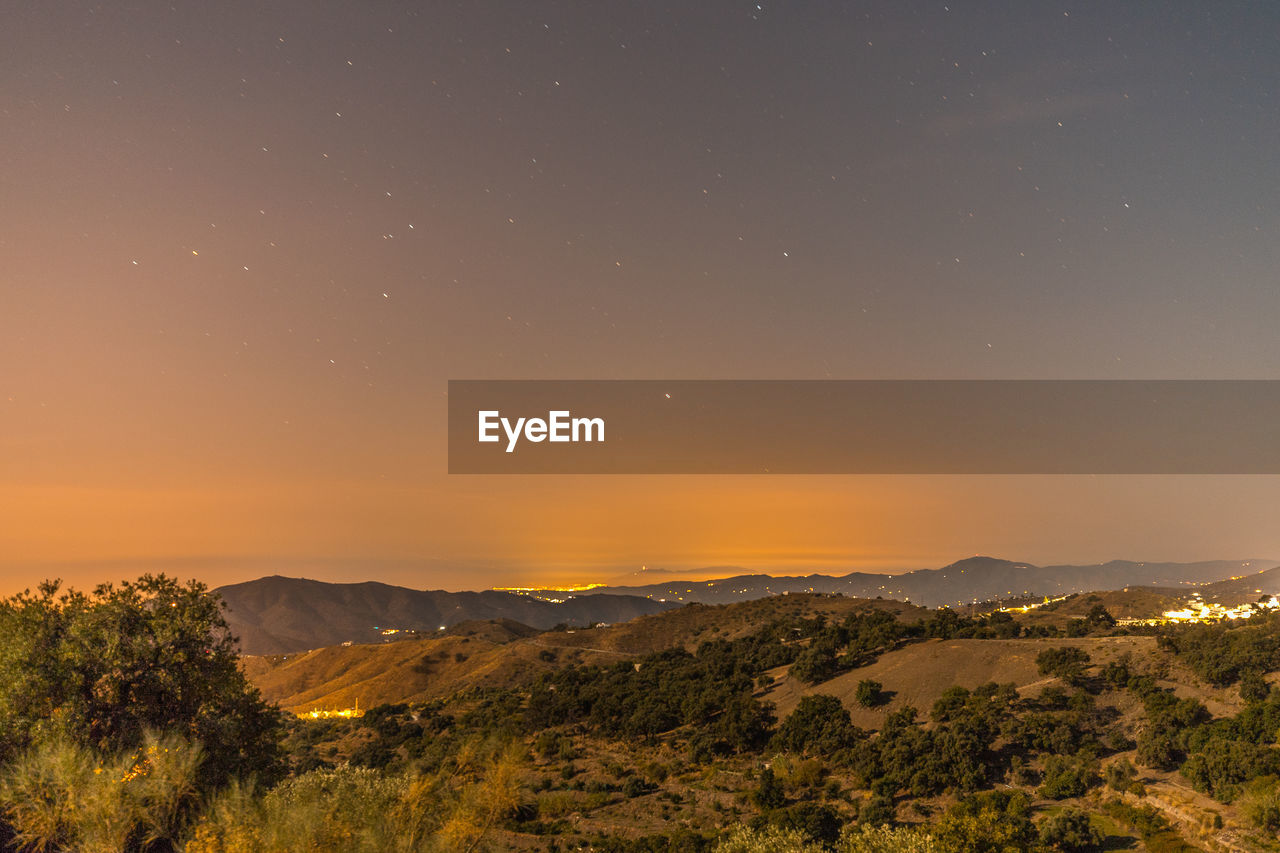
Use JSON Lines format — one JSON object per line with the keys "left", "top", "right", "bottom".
{"left": 0, "top": 576, "right": 283, "bottom": 791}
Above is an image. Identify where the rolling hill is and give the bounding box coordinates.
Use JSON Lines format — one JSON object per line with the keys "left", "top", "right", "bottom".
{"left": 216, "top": 575, "right": 678, "bottom": 654}
{"left": 242, "top": 593, "right": 923, "bottom": 712}
{"left": 1198, "top": 563, "right": 1280, "bottom": 604}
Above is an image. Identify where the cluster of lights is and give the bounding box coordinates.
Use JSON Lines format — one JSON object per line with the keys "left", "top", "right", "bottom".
{"left": 300, "top": 706, "right": 364, "bottom": 720}
{"left": 493, "top": 583, "right": 606, "bottom": 603}
{"left": 1120, "top": 593, "right": 1280, "bottom": 626}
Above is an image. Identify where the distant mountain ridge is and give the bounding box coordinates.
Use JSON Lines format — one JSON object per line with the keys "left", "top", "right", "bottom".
{"left": 219, "top": 558, "right": 1277, "bottom": 655}
{"left": 563, "top": 557, "right": 1278, "bottom": 609}
{"left": 215, "top": 576, "right": 677, "bottom": 655}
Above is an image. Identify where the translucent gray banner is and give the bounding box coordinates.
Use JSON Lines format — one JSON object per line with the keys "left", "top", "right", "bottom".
{"left": 447, "top": 380, "right": 1280, "bottom": 474}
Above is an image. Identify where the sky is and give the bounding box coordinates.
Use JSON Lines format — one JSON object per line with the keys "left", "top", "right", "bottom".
{"left": 4, "top": 1, "right": 1280, "bottom": 594}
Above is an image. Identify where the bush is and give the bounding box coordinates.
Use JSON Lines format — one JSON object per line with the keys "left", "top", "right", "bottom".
{"left": 1039, "top": 807, "right": 1103, "bottom": 851}
{"left": 858, "top": 794, "right": 895, "bottom": 826}
{"left": 1240, "top": 670, "right": 1271, "bottom": 703}
{"left": 1104, "top": 757, "right": 1136, "bottom": 791}
{"left": 772, "top": 695, "right": 863, "bottom": 756}
{"left": 1239, "top": 776, "right": 1280, "bottom": 832}
{"left": 1039, "top": 755, "right": 1097, "bottom": 800}
{"left": 185, "top": 740, "right": 522, "bottom": 853}
{"left": 765, "top": 802, "right": 840, "bottom": 845}
{"left": 622, "top": 776, "right": 651, "bottom": 798}
{"left": 0, "top": 730, "right": 202, "bottom": 853}
{"left": 933, "top": 790, "right": 1037, "bottom": 852}
{"left": 855, "top": 680, "right": 885, "bottom": 708}
{"left": 1036, "top": 647, "right": 1092, "bottom": 685}
{"left": 714, "top": 825, "right": 824, "bottom": 853}
{"left": 837, "top": 824, "right": 938, "bottom": 853}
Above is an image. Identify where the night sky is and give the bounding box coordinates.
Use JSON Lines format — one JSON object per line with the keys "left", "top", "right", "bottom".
{"left": 5, "top": 1, "right": 1280, "bottom": 593}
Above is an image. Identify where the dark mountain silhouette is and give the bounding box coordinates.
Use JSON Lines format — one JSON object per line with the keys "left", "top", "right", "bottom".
{"left": 215, "top": 576, "right": 677, "bottom": 655}
{"left": 219, "top": 558, "right": 1275, "bottom": 654}
{"left": 571, "top": 557, "right": 1276, "bottom": 609}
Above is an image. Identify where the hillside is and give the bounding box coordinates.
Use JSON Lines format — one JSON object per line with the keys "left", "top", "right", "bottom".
{"left": 238, "top": 583, "right": 1280, "bottom": 851}
{"left": 243, "top": 582, "right": 1241, "bottom": 717}
{"left": 1198, "top": 563, "right": 1280, "bottom": 604}
{"left": 216, "top": 576, "right": 677, "bottom": 654}
{"left": 568, "top": 556, "right": 1274, "bottom": 608}
{"left": 765, "top": 635, "right": 1163, "bottom": 727}
{"left": 247, "top": 633, "right": 573, "bottom": 713}
{"left": 243, "top": 593, "right": 922, "bottom": 712}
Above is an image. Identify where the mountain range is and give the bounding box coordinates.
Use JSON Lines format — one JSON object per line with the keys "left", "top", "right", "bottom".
{"left": 562, "top": 556, "right": 1277, "bottom": 609}
{"left": 217, "top": 557, "right": 1278, "bottom": 654}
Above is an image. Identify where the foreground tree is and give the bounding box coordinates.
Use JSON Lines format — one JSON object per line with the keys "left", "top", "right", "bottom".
{"left": 0, "top": 575, "right": 283, "bottom": 790}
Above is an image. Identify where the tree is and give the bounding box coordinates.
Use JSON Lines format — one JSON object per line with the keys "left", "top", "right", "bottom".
{"left": 1036, "top": 647, "right": 1092, "bottom": 686}
{"left": 0, "top": 575, "right": 283, "bottom": 791}
{"left": 772, "top": 695, "right": 864, "bottom": 756}
{"left": 1039, "top": 755, "right": 1097, "bottom": 800}
{"left": 1240, "top": 670, "right": 1271, "bottom": 703}
{"left": 752, "top": 768, "right": 786, "bottom": 810}
{"left": 1039, "top": 807, "right": 1103, "bottom": 851}
{"left": 790, "top": 642, "right": 840, "bottom": 685}
{"left": 856, "top": 680, "right": 885, "bottom": 708}
{"left": 1084, "top": 605, "right": 1116, "bottom": 630}
{"left": 933, "top": 790, "right": 1037, "bottom": 853}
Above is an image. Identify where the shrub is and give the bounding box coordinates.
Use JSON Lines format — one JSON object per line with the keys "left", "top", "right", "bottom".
{"left": 1039, "top": 755, "right": 1097, "bottom": 800}
{"left": 855, "top": 680, "right": 885, "bottom": 708}
{"left": 1036, "top": 647, "right": 1092, "bottom": 686}
{"left": 837, "top": 824, "right": 938, "bottom": 853}
{"left": 858, "top": 794, "right": 896, "bottom": 826}
{"left": 1039, "top": 807, "right": 1103, "bottom": 851}
{"left": 1240, "top": 670, "right": 1271, "bottom": 703}
{"left": 622, "top": 776, "right": 651, "bottom": 798}
{"left": 934, "top": 790, "right": 1037, "bottom": 852}
{"left": 772, "top": 695, "right": 864, "bottom": 756}
{"left": 1104, "top": 757, "right": 1136, "bottom": 791}
{"left": 714, "top": 825, "right": 825, "bottom": 853}
{"left": 184, "top": 740, "right": 522, "bottom": 853}
{"left": 0, "top": 730, "right": 202, "bottom": 853}
{"left": 1239, "top": 776, "right": 1280, "bottom": 832}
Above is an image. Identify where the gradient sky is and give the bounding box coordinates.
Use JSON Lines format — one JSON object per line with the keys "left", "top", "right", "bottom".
{"left": 4, "top": 1, "right": 1280, "bottom": 594}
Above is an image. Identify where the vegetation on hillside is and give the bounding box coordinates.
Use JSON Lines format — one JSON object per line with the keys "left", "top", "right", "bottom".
{"left": 4, "top": 576, "right": 1280, "bottom": 850}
